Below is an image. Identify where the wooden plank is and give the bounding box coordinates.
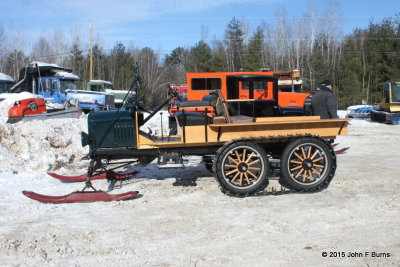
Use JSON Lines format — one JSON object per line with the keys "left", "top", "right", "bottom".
{"left": 255, "top": 116, "right": 321, "bottom": 122}
{"left": 137, "top": 134, "right": 184, "bottom": 148}
{"left": 210, "top": 118, "right": 349, "bottom": 128}
{"left": 216, "top": 89, "right": 232, "bottom": 123}
{"left": 184, "top": 126, "right": 203, "bottom": 143}
{"left": 214, "top": 128, "right": 345, "bottom": 142}
{"left": 212, "top": 116, "right": 226, "bottom": 124}
{"left": 178, "top": 106, "right": 214, "bottom": 109}
{"left": 226, "top": 99, "right": 258, "bottom": 102}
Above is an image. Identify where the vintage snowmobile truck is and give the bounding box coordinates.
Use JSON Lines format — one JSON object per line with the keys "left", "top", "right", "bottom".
{"left": 23, "top": 75, "right": 349, "bottom": 203}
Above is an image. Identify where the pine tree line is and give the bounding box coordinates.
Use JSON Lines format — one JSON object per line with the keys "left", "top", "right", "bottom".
{"left": 0, "top": 12, "right": 399, "bottom": 109}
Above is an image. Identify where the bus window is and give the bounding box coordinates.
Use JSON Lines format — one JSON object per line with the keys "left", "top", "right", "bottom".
{"left": 191, "top": 78, "right": 221, "bottom": 90}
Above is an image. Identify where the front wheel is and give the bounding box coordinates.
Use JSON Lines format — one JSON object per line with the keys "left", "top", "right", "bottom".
{"left": 213, "top": 141, "right": 269, "bottom": 196}
{"left": 280, "top": 137, "right": 336, "bottom": 192}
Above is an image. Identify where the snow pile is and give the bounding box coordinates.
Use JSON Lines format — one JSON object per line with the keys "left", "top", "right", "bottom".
{"left": 0, "top": 116, "right": 88, "bottom": 173}
{"left": 337, "top": 110, "right": 347, "bottom": 118}
{"left": 0, "top": 109, "right": 169, "bottom": 174}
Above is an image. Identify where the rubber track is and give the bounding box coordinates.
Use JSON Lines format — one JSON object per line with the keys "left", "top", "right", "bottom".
{"left": 281, "top": 136, "right": 336, "bottom": 193}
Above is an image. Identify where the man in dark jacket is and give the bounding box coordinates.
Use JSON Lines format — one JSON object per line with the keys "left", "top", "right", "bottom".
{"left": 304, "top": 84, "right": 321, "bottom": 115}
{"left": 311, "top": 80, "right": 338, "bottom": 119}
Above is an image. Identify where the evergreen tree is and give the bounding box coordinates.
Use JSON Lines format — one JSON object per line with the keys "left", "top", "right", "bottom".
{"left": 337, "top": 35, "right": 364, "bottom": 107}
{"left": 69, "top": 43, "right": 87, "bottom": 84}
{"left": 111, "top": 42, "right": 136, "bottom": 90}
{"left": 164, "top": 47, "right": 187, "bottom": 86}
{"left": 225, "top": 17, "right": 245, "bottom": 71}
{"left": 244, "top": 26, "right": 264, "bottom": 71}
{"left": 310, "top": 34, "right": 333, "bottom": 85}
{"left": 211, "top": 40, "right": 227, "bottom": 72}
{"left": 165, "top": 47, "right": 185, "bottom": 67}
{"left": 189, "top": 41, "right": 213, "bottom": 72}
{"left": 365, "top": 17, "right": 400, "bottom": 100}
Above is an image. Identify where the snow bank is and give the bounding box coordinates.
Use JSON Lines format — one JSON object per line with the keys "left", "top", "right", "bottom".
{"left": 0, "top": 116, "right": 88, "bottom": 173}
{"left": 0, "top": 109, "right": 168, "bottom": 174}
{"left": 338, "top": 110, "right": 346, "bottom": 118}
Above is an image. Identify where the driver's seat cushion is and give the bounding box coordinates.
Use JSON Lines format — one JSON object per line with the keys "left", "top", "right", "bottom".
{"left": 175, "top": 111, "right": 213, "bottom": 126}
{"left": 177, "top": 94, "right": 218, "bottom": 108}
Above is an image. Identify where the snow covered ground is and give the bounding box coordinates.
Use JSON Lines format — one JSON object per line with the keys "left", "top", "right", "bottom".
{"left": 0, "top": 111, "right": 399, "bottom": 266}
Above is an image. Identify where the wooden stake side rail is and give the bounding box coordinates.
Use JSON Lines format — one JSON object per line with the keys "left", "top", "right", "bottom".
{"left": 254, "top": 116, "right": 321, "bottom": 122}
{"left": 209, "top": 118, "right": 349, "bottom": 127}
{"left": 137, "top": 118, "right": 349, "bottom": 149}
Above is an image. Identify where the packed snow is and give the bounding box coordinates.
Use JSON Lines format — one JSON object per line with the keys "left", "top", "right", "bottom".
{"left": 31, "top": 61, "right": 58, "bottom": 67}
{"left": 55, "top": 71, "right": 80, "bottom": 80}
{"left": 0, "top": 110, "right": 399, "bottom": 266}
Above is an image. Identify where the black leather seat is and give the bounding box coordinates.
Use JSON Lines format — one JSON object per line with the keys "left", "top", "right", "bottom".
{"left": 177, "top": 94, "right": 218, "bottom": 108}
{"left": 174, "top": 111, "right": 213, "bottom": 126}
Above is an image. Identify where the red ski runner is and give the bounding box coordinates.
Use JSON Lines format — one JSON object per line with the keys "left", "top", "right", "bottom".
{"left": 47, "top": 170, "right": 139, "bottom": 182}
{"left": 22, "top": 190, "right": 139, "bottom": 203}
{"left": 334, "top": 147, "right": 350, "bottom": 155}
{"left": 23, "top": 158, "right": 141, "bottom": 203}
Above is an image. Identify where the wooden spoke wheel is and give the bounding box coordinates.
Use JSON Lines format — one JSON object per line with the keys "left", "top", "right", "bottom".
{"left": 280, "top": 137, "right": 336, "bottom": 192}
{"left": 214, "top": 141, "right": 269, "bottom": 195}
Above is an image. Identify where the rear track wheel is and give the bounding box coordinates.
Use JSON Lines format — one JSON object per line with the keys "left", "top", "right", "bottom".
{"left": 280, "top": 137, "right": 336, "bottom": 192}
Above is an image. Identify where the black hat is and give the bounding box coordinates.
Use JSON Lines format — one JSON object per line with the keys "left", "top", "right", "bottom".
{"left": 321, "top": 80, "right": 332, "bottom": 86}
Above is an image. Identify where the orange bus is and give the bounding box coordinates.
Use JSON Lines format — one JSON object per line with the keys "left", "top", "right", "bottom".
{"left": 170, "top": 70, "right": 309, "bottom": 116}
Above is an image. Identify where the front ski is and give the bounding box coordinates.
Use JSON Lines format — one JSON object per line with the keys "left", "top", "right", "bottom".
{"left": 22, "top": 190, "right": 139, "bottom": 203}
{"left": 47, "top": 170, "right": 139, "bottom": 182}
{"left": 334, "top": 147, "right": 350, "bottom": 154}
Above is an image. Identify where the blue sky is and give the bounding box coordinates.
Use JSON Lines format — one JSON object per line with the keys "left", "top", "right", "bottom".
{"left": 0, "top": 0, "right": 399, "bottom": 55}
